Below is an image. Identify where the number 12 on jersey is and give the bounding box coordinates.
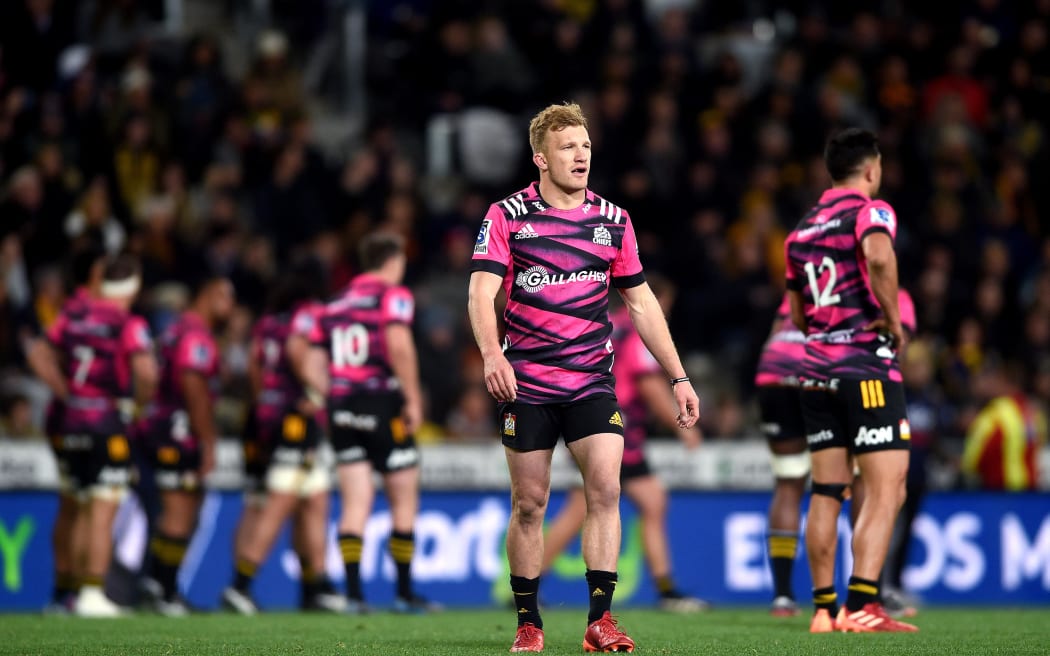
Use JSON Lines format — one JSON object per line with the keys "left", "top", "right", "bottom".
{"left": 804, "top": 256, "right": 841, "bottom": 308}
{"left": 331, "top": 324, "right": 369, "bottom": 367}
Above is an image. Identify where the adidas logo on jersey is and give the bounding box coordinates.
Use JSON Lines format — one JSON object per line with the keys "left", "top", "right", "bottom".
{"left": 855, "top": 425, "right": 893, "bottom": 447}
{"left": 515, "top": 223, "right": 540, "bottom": 240}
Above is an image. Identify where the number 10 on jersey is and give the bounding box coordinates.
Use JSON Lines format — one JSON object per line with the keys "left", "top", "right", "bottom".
{"left": 804, "top": 256, "right": 841, "bottom": 308}
{"left": 331, "top": 323, "right": 369, "bottom": 367}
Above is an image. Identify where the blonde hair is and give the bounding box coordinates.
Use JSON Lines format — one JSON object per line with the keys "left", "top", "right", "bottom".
{"left": 529, "top": 102, "right": 588, "bottom": 154}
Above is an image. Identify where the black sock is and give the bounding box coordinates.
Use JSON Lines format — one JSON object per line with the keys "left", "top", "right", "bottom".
{"left": 510, "top": 575, "right": 542, "bottom": 628}
{"left": 389, "top": 531, "right": 415, "bottom": 599}
{"left": 586, "top": 570, "right": 617, "bottom": 623}
{"left": 53, "top": 572, "right": 76, "bottom": 603}
{"left": 655, "top": 574, "right": 676, "bottom": 598}
{"left": 301, "top": 564, "right": 323, "bottom": 602}
{"left": 339, "top": 533, "right": 363, "bottom": 600}
{"left": 233, "top": 557, "right": 258, "bottom": 593}
{"left": 846, "top": 576, "right": 879, "bottom": 612}
{"left": 767, "top": 531, "right": 799, "bottom": 599}
{"left": 813, "top": 586, "right": 838, "bottom": 616}
{"left": 150, "top": 532, "right": 188, "bottom": 600}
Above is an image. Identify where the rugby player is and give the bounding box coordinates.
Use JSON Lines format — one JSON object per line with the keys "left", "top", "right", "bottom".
{"left": 468, "top": 102, "right": 699, "bottom": 652}
{"left": 785, "top": 128, "right": 918, "bottom": 633}
{"left": 32, "top": 254, "right": 157, "bottom": 616}
{"left": 291, "top": 232, "right": 433, "bottom": 614}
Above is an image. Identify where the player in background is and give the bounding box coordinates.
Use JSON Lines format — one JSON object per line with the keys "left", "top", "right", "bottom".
{"left": 25, "top": 244, "right": 107, "bottom": 613}
{"left": 222, "top": 261, "right": 344, "bottom": 614}
{"left": 753, "top": 292, "right": 810, "bottom": 617}
{"left": 541, "top": 273, "right": 705, "bottom": 613}
{"left": 785, "top": 128, "right": 918, "bottom": 633}
{"left": 30, "top": 254, "right": 158, "bottom": 616}
{"left": 141, "top": 274, "right": 234, "bottom": 616}
{"left": 291, "top": 232, "right": 433, "bottom": 614}
{"left": 468, "top": 102, "right": 699, "bottom": 653}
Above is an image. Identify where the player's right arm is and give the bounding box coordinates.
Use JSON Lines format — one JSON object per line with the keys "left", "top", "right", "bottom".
{"left": 181, "top": 370, "right": 217, "bottom": 476}
{"left": 468, "top": 204, "right": 516, "bottom": 403}
{"left": 287, "top": 306, "right": 329, "bottom": 405}
{"left": 27, "top": 337, "right": 69, "bottom": 401}
{"left": 468, "top": 271, "right": 516, "bottom": 403}
{"left": 124, "top": 316, "right": 158, "bottom": 404}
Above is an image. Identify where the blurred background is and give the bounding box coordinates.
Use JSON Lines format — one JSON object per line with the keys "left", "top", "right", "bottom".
{"left": 2, "top": 0, "right": 1048, "bottom": 478}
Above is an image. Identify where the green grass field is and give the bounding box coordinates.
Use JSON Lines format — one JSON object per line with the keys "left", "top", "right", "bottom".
{"left": 2, "top": 608, "right": 1047, "bottom": 655}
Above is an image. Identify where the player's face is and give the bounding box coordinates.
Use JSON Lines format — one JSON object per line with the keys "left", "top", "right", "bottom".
{"left": 209, "top": 279, "right": 236, "bottom": 324}
{"left": 390, "top": 253, "right": 407, "bottom": 284}
{"left": 868, "top": 154, "right": 883, "bottom": 195}
{"left": 537, "top": 125, "right": 591, "bottom": 193}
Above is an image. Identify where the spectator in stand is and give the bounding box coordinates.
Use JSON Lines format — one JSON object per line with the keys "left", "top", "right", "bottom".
{"left": 0, "top": 392, "right": 43, "bottom": 439}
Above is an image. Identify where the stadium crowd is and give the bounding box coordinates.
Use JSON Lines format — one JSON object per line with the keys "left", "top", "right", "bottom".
{"left": 1, "top": 0, "right": 1048, "bottom": 482}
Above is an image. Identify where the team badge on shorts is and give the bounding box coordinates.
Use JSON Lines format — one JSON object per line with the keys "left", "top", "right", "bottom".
{"left": 899, "top": 419, "right": 911, "bottom": 440}
{"left": 609, "top": 411, "right": 623, "bottom": 428}
{"left": 503, "top": 412, "right": 516, "bottom": 437}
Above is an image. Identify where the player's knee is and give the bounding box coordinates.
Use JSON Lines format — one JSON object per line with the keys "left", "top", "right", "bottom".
{"left": 511, "top": 487, "right": 549, "bottom": 525}
{"left": 811, "top": 481, "right": 850, "bottom": 503}
{"left": 584, "top": 478, "right": 620, "bottom": 512}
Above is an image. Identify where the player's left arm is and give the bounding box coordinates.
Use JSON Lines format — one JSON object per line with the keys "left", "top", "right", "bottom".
{"left": 124, "top": 317, "right": 158, "bottom": 404}
{"left": 859, "top": 202, "right": 903, "bottom": 348}
{"left": 787, "top": 290, "right": 807, "bottom": 332}
{"left": 287, "top": 306, "right": 329, "bottom": 404}
{"left": 27, "top": 337, "right": 68, "bottom": 401}
{"left": 618, "top": 282, "right": 698, "bottom": 429}
{"left": 636, "top": 372, "right": 702, "bottom": 447}
{"left": 383, "top": 287, "right": 423, "bottom": 434}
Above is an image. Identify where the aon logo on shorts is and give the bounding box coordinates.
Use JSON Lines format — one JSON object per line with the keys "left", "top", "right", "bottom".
{"left": 855, "top": 425, "right": 893, "bottom": 447}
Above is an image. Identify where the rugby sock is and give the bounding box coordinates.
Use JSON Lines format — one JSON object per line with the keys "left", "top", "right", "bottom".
{"left": 301, "top": 563, "right": 323, "bottom": 602}
{"left": 233, "top": 557, "right": 258, "bottom": 593}
{"left": 767, "top": 531, "right": 799, "bottom": 599}
{"left": 150, "top": 532, "right": 189, "bottom": 600}
{"left": 53, "top": 572, "right": 76, "bottom": 603}
{"left": 510, "top": 575, "right": 542, "bottom": 628}
{"left": 846, "top": 576, "right": 879, "bottom": 612}
{"left": 338, "top": 533, "right": 364, "bottom": 600}
{"left": 655, "top": 574, "right": 676, "bottom": 598}
{"left": 812, "top": 586, "right": 838, "bottom": 615}
{"left": 389, "top": 531, "right": 415, "bottom": 599}
{"left": 586, "top": 570, "right": 617, "bottom": 623}
{"left": 81, "top": 574, "right": 104, "bottom": 588}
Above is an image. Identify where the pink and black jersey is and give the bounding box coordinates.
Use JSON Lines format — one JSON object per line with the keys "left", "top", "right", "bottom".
{"left": 785, "top": 188, "right": 901, "bottom": 381}
{"left": 47, "top": 297, "right": 152, "bottom": 434}
{"left": 755, "top": 293, "right": 808, "bottom": 388}
{"left": 146, "top": 312, "right": 220, "bottom": 444}
{"left": 611, "top": 307, "right": 660, "bottom": 463}
{"left": 253, "top": 301, "right": 322, "bottom": 425}
{"left": 471, "top": 183, "right": 646, "bottom": 403}
{"left": 45, "top": 287, "right": 94, "bottom": 437}
{"left": 297, "top": 273, "right": 413, "bottom": 400}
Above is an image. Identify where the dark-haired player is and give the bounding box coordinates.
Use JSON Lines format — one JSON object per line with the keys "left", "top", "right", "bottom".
{"left": 222, "top": 261, "right": 343, "bottom": 614}
{"left": 291, "top": 233, "right": 432, "bottom": 614}
{"left": 141, "top": 275, "right": 234, "bottom": 616}
{"left": 26, "top": 244, "right": 107, "bottom": 613}
{"left": 31, "top": 254, "right": 158, "bottom": 616}
{"left": 468, "top": 102, "right": 699, "bottom": 653}
{"left": 785, "top": 128, "right": 918, "bottom": 633}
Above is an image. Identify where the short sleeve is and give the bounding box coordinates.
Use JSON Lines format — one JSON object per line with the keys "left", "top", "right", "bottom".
{"left": 291, "top": 305, "right": 323, "bottom": 345}
{"left": 898, "top": 288, "right": 917, "bottom": 335}
{"left": 383, "top": 286, "right": 415, "bottom": 325}
{"left": 856, "top": 200, "right": 898, "bottom": 243}
{"left": 784, "top": 234, "right": 803, "bottom": 291}
{"left": 611, "top": 211, "right": 645, "bottom": 289}
{"left": 470, "top": 204, "right": 511, "bottom": 277}
{"left": 46, "top": 314, "right": 67, "bottom": 347}
{"left": 177, "top": 331, "right": 217, "bottom": 375}
{"left": 121, "top": 315, "right": 153, "bottom": 354}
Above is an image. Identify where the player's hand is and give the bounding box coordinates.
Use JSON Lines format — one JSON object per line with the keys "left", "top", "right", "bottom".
{"left": 864, "top": 318, "right": 906, "bottom": 351}
{"left": 402, "top": 396, "right": 423, "bottom": 435}
{"left": 673, "top": 381, "right": 700, "bottom": 429}
{"left": 296, "top": 396, "right": 322, "bottom": 417}
{"left": 677, "top": 425, "right": 702, "bottom": 449}
{"left": 483, "top": 353, "right": 518, "bottom": 403}
{"left": 199, "top": 443, "right": 216, "bottom": 478}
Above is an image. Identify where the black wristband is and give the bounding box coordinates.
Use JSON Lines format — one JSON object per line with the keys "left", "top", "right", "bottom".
{"left": 670, "top": 376, "right": 690, "bottom": 387}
